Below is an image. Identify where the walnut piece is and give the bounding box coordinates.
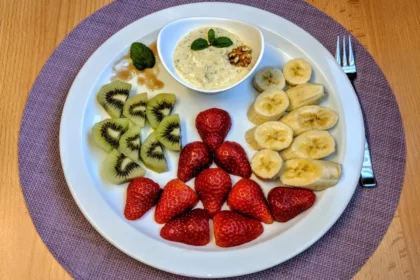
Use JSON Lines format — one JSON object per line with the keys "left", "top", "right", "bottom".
{"left": 228, "top": 45, "right": 252, "bottom": 67}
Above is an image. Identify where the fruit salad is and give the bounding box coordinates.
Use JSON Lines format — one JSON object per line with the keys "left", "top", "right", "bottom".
{"left": 90, "top": 50, "right": 343, "bottom": 249}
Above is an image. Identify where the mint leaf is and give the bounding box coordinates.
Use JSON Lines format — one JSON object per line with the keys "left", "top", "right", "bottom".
{"left": 130, "top": 42, "right": 155, "bottom": 71}
{"left": 191, "top": 38, "right": 209, "bottom": 51}
{"left": 212, "top": 37, "right": 233, "bottom": 48}
{"left": 208, "top": 29, "right": 215, "bottom": 44}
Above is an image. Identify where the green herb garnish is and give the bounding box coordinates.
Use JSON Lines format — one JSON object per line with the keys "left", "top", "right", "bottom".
{"left": 191, "top": 38, "right": 210, "bottom": 51}
{"left": 130, "top": 42, "right": 156, "bottom": 71}
{"left": 208, "top": 29, "right": 215, "bottom": 44}
{"left": 212, "top": 37, "right": 234, "bottom": 48}
{"left": 190, "top": 29, "right": 234, "bottom": 51}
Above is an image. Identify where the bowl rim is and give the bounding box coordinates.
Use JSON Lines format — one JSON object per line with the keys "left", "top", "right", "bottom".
{"left": 157, "top": 16, "right": 265, "bottom": 94}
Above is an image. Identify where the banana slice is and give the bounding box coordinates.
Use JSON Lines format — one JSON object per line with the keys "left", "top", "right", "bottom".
{"left": 245, "top": 121, "right": 293, "bottom": 151}
{"left": 251, "top": 149, "right": 283, "bottom": 180}
{"left": 281, "top": 105, "right": 339, "bottom": 136}
{"left": 280, "top": 130, "right": 335, "bottom": 161}
{"left": 286, "top": 83, "right": 325, "bottom": 111}
{"left": 283, "top": 58, "right": 312, "bottom": 86}
{"left": 280, "top": 159, "right": 341, "bottom": 191}
{"left": 247, "top": 89, "right": 289, "bottom": 125}
{"left": 253, "top": 66, "right": 286, "bottom": 92}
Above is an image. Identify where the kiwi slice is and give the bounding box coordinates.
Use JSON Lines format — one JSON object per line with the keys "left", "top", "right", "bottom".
{"left": 103, "top": 150, "right": 146, "bottom": 185}
{"left": 146, "top": 93, "right": 176, "bottom": 129}
{"left": 92, "top": 118, "right": 129, "bottom": 152}
{"left": 123, "top": 92, "right": 148, "bottom": 127}
{"left": 155, "top": 114, "right": 181, "bottom": 151}
{"left": 140, "top": 132, "right": 168, "bottom": 173}
{"left": 97, "top": 80, "right": 131, "bottom": 118}
{"left": 118, "top": 126, "right": 141, "bottom": 162}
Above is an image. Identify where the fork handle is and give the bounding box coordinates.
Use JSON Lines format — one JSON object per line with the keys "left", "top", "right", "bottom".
{"left": 349, "top": 82, "right": 377, "bottom": 188}
{"left": 360, "top": 139, "right": 377, "bottom": 187}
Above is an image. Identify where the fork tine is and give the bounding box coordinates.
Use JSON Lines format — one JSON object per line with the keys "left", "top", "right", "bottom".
{"left": 342, "top": 36, "right": 348, "bottom": 67}
{"left": 335, "top": 36, "right": 341, "bottom": 65}
{"left": 348, "top": 35, "right": 355, "bottom": 66}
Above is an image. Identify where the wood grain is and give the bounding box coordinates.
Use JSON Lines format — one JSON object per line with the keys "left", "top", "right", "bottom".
{"left": 0, "top": 0, "right": 419, "bottom": 279}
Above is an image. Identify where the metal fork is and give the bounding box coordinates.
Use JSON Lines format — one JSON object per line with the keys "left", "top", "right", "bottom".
{"left": 336, "top": 36, "right": 377, "bottom": 188}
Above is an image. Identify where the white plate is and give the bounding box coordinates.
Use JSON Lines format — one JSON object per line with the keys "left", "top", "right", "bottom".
{"left": 60, "top": 3, "right": 364, "bottom": 278}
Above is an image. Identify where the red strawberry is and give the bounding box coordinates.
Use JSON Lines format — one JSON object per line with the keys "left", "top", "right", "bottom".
{"left": 227, "top": 178, "right": 274, "bottom": 224}
{"left": 160, "top": 209, "right": 210, "bottom": 246}
{"left": 124, "top": 178, "right": 161, "bottom": 220}
{"left": 194, "top": 168, "right": 232, "bottom": 216}
{"left": 196, "top": 108, "right": 232, "bottom": 151}
{"left": 214, "top": 141, "right": 251, "bottom": 178}
{"left": 213, "top": 211, "right": 263, "bottom": 247}
{"left": 268, "top": 187, "right": 316, "bottom": 222}
{"left": 155, "top": 179, "right": 199, "bottom": 224}
{"left": 177, "top": 141, "right": 213, "bottom": 182}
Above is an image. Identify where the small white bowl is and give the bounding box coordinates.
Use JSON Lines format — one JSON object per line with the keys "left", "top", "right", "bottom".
{"left": 157, "top": 17, "right": 264, "bottom": 94}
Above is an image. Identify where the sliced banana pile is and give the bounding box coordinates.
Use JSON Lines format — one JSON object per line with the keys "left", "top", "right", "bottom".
{"left": 247, "top": 58, "right": 342, "bottom": 191}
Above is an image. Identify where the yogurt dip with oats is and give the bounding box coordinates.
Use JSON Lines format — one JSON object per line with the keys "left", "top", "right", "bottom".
{"left": 173, "top": 27, "right": 253, "bottom": 90}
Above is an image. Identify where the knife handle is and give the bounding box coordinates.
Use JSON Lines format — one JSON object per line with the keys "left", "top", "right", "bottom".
{"left": 360, "top": 139, "right": 377, "bottom": 188}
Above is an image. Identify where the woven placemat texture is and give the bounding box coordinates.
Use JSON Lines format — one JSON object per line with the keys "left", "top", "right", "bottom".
{"left": 18, "top": 0, "right": 406, "bottom": 279}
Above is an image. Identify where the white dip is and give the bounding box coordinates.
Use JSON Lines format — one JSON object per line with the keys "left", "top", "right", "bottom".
{"left": 174, "top": 27, "right": 252, "bottom": 90}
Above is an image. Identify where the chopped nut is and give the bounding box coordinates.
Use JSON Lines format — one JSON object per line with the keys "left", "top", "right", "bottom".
{"left": 228, "top": 45, "right": 252, "bottom": 67}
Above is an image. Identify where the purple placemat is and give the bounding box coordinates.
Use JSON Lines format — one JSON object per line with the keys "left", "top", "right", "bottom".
{"left": 18, "top": 0, "right": 406, "bottom": 279}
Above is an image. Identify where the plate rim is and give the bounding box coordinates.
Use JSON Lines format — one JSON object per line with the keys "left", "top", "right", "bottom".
{"left": 59, "top": 2, "right": 365, "bottom": 278}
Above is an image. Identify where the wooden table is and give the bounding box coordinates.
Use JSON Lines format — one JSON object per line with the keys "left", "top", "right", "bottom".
{"left": 1, "top": 0, "right": 419, "bottom": 279}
